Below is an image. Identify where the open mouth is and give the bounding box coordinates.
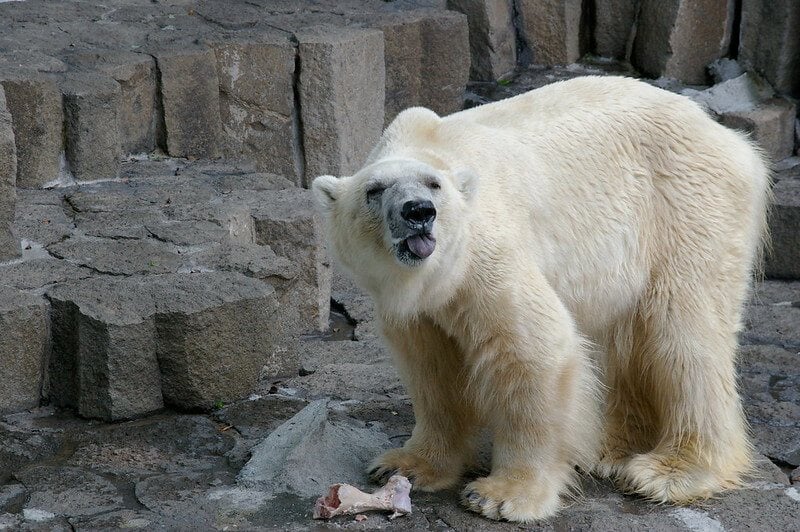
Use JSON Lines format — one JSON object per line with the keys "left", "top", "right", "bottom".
{"left": 400, "top": 233, "right": 436, "bottom": 260}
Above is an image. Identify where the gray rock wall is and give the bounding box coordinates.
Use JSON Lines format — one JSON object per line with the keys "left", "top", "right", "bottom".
{"left": 0, "top": 0, "right": 471, "bottom": 186}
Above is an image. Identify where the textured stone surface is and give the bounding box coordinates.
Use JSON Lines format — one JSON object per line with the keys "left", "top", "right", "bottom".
{"left": 16, "top": 466, "right": 125, "bottom": 518}
{"left": 765, "top": 168, "right": 800, "bottom": 279}
{"left": 296, "top": 26, "right": 385, "bottom": 186}
{"left": 447, "top": 0, "right": 516, "bottom": 81}
{"left": 516, "top": 0, "right": 583, "bottom": 66}
{"left": 251, "top": 188, "right": 331, "bottom": 332}
{"left": 237, "top": 400, "right": 392, "bottom": 497}
{"left": 46, "top": 278, "right": 164, "bottom": 421}
{"left": 46, "top": 272, "right": 287, "bottom": 419}
{"left": 0, "top": 287, "right": 48, "bottom": 414}
{"left": 0, "top": 85, "right": 17, "bottom": 260}
{"left": 64, "top": 51, "right": 162, "bottom": 155}
{"left": 720, "top": 98, "right": 797, "bottom": 163}
{"left": 155, "top": 48, "right": 223, "bottom": 159}
{"left": 594, "top": 0, "right": 638, "bottom": 59}
{"left": 739, "top": 0, "right": 800, "bottom": 98}
{"left": 418, "top": 10, "right": 471, "bottom": 116}
{"left": 61, "top": 74, "right": 122, "bottom": 181}
{"left": 211, "top": 36, "right": 300, "bottom": 182}
{"left": 632, "top": 0, "right": 734, "bottom": 84}
{"left": 0, "top": 77, "right": 62, "bottom": 188}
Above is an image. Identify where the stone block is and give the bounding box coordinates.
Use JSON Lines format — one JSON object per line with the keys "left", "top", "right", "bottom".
{"left": 446, "top": 0, "right": 516, "bottom": 81}
{"left": 0, "top": 85, "right": 17, "bottom": 260}
{"left": 210, "top": 37, "right": 301, "bottom": 182}
{"left": 46, "top": 272, "right": 288, "bottom": 419}
{"left": 250, "top": 188, "right": 331, "bottom": 332}
{"left": 357, "top": 12, "right": 424, "bottom": 125}
{"left": 62, "top": 74, "right": 123, "bottom": 181}
{"left": 516, "top": 0, "right": 583, "bottom": 66}
{"left": 0, "top": 77, "right": 62, "bottom": 188}
{"left": 720, "top": 98, "right": 796, "bottom": 163}
{"left": 418, "top": 10, "right": 471, "bottom": 115}
{"left": 631, "top": 0, "right": 734, "bottom": 85}
{"left": 0, "top": 287, "right": 48, "bottom": 414}
{"left": 152, "top": 273, "right": 284, "bottom": 411}
{"left": 594, "top": 0, "right": 637, "bottom": 59}
{"left": 47, "top": 237, "right": 183, "bottom": 276}
{"left": 296, "top": 26, "right": 385, "bottom": 186}
{"left": 765, "top": 173, "right": 800, "bottom": 280}
{"left": 155, "top": 48, "right": 223, "bottom": 159}
{"left": 64, "top": 51, "right": 160, "bottom": 154}
{"left": 47, "top": 279, "right": 163, "bottom": 420}
{"left": 739, "top": 0, "right": 800, "bottom": 98}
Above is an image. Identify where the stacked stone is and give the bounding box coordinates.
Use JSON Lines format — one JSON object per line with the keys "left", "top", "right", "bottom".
{"left": 0, "top": 159, "right": 335, "bottom": 419}
{"left": 0, "top": 0, "right": 470, "bottom": 187}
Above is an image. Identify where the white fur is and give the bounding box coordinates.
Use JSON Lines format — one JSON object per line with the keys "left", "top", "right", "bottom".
{"left": 313, "top": 76, "right": 770, "bottom": 522}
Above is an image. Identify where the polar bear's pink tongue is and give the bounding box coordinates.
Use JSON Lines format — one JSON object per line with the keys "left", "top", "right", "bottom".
{"left": 406, "top": 234, "right": 436, "bottom": 259}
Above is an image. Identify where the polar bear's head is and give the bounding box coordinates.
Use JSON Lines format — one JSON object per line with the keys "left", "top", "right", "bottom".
{"left": 312, "top": 157, "right": 477, "bottom": 299}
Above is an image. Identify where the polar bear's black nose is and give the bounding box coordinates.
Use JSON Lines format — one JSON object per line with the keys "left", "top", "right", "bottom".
{"left": 401, "top": 200, "right": 436, "bottom": 226}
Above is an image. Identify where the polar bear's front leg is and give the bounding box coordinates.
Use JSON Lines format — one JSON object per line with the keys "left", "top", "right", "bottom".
{"left": 368, "top": 317, "right": 477, "bottom": 491}
{"left": 460, "top": 292, "right": 601, "bottom": 522}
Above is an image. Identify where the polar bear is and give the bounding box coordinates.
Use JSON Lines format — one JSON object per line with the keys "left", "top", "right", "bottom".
{"left": 311, "top": 76, "right": 770, "bottom": 522}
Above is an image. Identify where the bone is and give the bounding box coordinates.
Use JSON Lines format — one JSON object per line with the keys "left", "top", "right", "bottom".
{"left": 312, "top": 474, "right": 412, "bottom": 520}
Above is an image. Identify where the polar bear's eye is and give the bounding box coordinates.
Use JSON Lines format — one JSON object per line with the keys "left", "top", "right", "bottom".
{"left": 427, "top": 181, "right": 441, "bottom": 190}
{"left": 366, "top": 185, "right": 385, "bottom": 199}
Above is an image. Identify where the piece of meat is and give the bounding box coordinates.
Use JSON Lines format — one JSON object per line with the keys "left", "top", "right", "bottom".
{"left": 312, "top": 474, "right": 412, "bottom": 520}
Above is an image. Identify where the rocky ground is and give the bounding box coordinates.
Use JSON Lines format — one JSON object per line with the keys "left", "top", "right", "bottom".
{"left": 1, "top": 258, "right": 798, "bottom": 530}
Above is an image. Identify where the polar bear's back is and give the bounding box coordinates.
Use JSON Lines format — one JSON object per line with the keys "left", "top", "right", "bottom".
{"left": 431, "top": 76, "right": 770, "bottom": 333}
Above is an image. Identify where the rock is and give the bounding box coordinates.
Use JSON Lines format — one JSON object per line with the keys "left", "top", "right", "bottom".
{"left": 0, "top": 84, "right": 17, "bottom": 260}
{"left": 13, "top": 189, "right": 73, "bottom": 248}
{"left": 61, "top": 73, "right": 123, "bottom": 181}
{"left": 46, "top": 272, "right": 287, "bottom": 418}
{"left": 250, "top": 188, "right": 331, "bottom": 332}
{"left": 751, "top": 279, "right": 800, "bottom": 306}
{"left": 720, "top": 98, "right": 797, "bottom": 163}
{"left": 47, "top": 237, "right": 183, "bottom": 276}
{"left": 594, "top": 0, "right": 637, "bottom": 59}
{"left": 134, "top": 471, "right": 230, "bottom": 528}
{"left": 359, "top": 9, "right": 469, "bottom": 122}
{"left": 765, "top": 173, "right": 800, "bottom": 279}
{"left": 46, "top": 277, "right": 164, "bottom": 420}
{"left": 214, "top": 395, "right": 308, "bottom": 440}
{"left": 296, "top": 26, "right": 385, "bottom": 186}
{"left": 708, "top": 57, "right": 745, "bottom": 84}
{"left": 516, "top": 0, "right": 583, "bottom": 66}
{"left": 632, "top": 0, "right": 734, "bottom": 84}
{"left": 15, "top": 466, "right": 124, "bottom": 518}
{"left": 742, "top": 303, "right": 800, "bottom": 349}
{"left": 284, "top": 363, "right": 404, "bottom": 402}
{"left": 0, "top": 77, "right": 62, "bottom": 188}
{"left": 67, "top": 509, "right": 181, "bottom": 532}
{"left": 0, "top": 484, "right": 27, "bottom": 514}
{"left": 446, "top": 0, "right": 516, "bottom": 81}
{"left": 682, "top": 73, "right": 774, "bottom": 115}
{"left": 738, "top": 0, "right": 800, "bottom": 98}
{"left": 238, "top": 399, "right": 392, "bottom": 498}
{"left": 151, "top": 273, "right": 287, "bottom": 411}
{"left": 154, "top": 47, "right": 223, "bottom": 159}
{"left": 65, "top": 51, "right": 161, "bottom": 155}
{"left": 0, "top": 287, "right": 48, "bottom": 414}
{"left": 211, "top": 36, "right": 301, "bottom": 183}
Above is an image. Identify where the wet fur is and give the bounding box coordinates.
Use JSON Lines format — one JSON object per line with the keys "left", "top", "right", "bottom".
{"left": 312, "top": 76, "right": 770, "bottom": 522}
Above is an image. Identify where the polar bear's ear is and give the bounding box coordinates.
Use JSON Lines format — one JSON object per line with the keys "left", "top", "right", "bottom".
{"left": 312, "top": 175, "right": 340, "bottom": 213}
{"left": 455, "top": 169, "right": 479, "bottom": 201}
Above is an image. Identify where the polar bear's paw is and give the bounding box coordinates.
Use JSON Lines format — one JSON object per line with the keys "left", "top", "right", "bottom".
{"left": 367, "top": 448, "right": 462, "bottom": 492}
{"left": 461, "top": 475, "right": 561, "bottom": 523}
{"left": 618, "top": 452, "right": 722, "bottom": 503}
